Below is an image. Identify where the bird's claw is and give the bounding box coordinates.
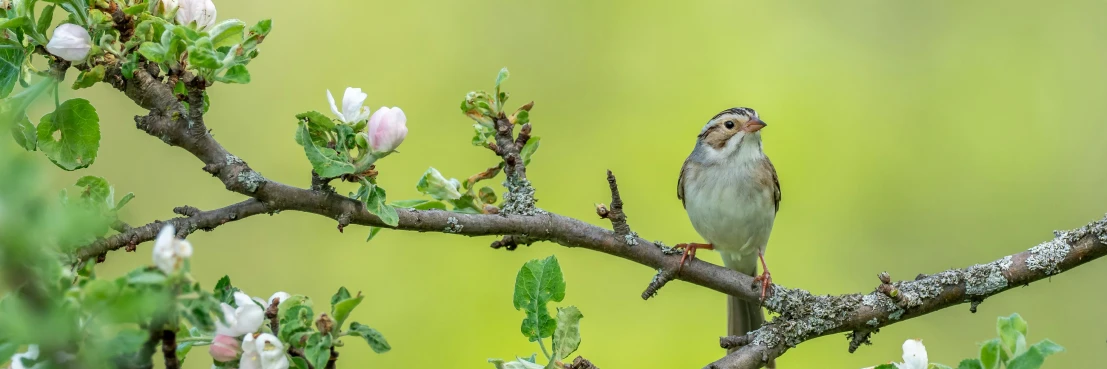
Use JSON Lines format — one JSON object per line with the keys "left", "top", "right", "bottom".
{"left": 753, "top": 270, "right": 772, "bottom": 304}
{"left": 673, "top": 243, "right": 713, "bottom": 274}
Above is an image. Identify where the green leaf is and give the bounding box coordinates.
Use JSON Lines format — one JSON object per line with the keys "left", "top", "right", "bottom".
{"left": 1028, "top": 339, "right": 1064, "bottom": 356}
{"left": 290, "top": 357, "right": 310, "bottom": 369}
{"left": 115, "top": 192, "right": 135, "bottom": 210}
{"left": 365, "top": 226, "right": 383, "bottom": 242}
{"left": 330, "top": 287, "right": 352, "bottom": 308}
{"left": 208, "top": 19, "right": 245, "bottom": 49}
{"left": 303, "top": 333, "right": 331, "bottom": 369}
{"left": 495, "top": 67, "right": 509, "bottom": 90}
{"left": 332, "top": 294, "right": 363, "bottom": 334}
{"left": 107, "top": 329, "right": 148, "bottom": 356}
{"left": 75, "top": 175, "right": 113, "bottom": 208}
{"left": 391, "top": 199, "right": 448, "bottom": 210}
{"left": 996, "top": 313, "right": 1028, "bottom": 355}
{"left": 478, "top": 186, "right": 497, "bottom": 205}
{"left": 35, "top": 6, "right": 55, "bottom": 36}
{"left": 471, "top": 123, "right": 496, "bottom": 146}
{"left": 519, "top": 136, "right": 540, "bottom": 167}
{"left": 364, "top": 184, "right": 399, "bottom": 227}
{"left": 124, "top": 3, "right": 147, "bottom": 16}
{"left": 548, "top": 306, "right": 583, "bottom": 368}
{"left": 37, "top": 98, "right": 101, "bottom": 171}
{"left": 873, "top": 365, "right": 898, "bottom": 369}
{"left": 279, "top": 304, "right": 314, "bottom": 345}
{"left": 137, "top": 41, "right": 168, "bottom": 63}
{"left": 956, "top": 359, "right": 984, "bottom": 369}
{"left": 979, "top": 339, "right": 1002, "bottom": 369}
{"left": 217, "top": 65, "right": 250, "bottom": 84}
{"left": 929, "top": 364, "right": 955, "bottom": 369}
{"left": 1005, "top": 342, "right": 1058, "bottom": 369}
{"left": 10, "top": 114, "right": 36, "bottom": 151}
{"left": 513, "top": 255, "right": 566, "bottom": 341}
{"left": 187, "top": 37, "right": 221, "bottom": 69}
{"left": 0, "top": 16, "right": 29, "bottom": 31}
{"left": 348, "top": 322, "right": 390, "bottom": 353}
{"left": 176, "top": 341, "right": 193, "bottom": 365}
{"left": 297, "top": 122, "right": 355, "bottom": 178}
{"left": 0, "top": 38, "right": 26, "bottom": 98}
{"left": 249, "top": 19, "right": 273, "bottom": 37}
{"left": 127, "top": 271, "right": 167, "bottom": 285}
{"left": 213, "top": 275, "right": 235, "bottom": 304}
{"left": 71, "top": 65, "right": 105, "bottom": 90}
{"left": 120, "top": 52, "right": 138, "bottom": 79}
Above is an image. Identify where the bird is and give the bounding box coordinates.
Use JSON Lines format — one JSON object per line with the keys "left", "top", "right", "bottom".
{"left": 676, "top": 107, "right": 780, "bottom": 361}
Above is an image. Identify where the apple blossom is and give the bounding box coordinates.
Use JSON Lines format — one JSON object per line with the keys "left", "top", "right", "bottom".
{"left": 208, "top": 334, "right": 241, "bottom": 362}
{"left": 45, "top": 24, "right": 92, "bottom": 62}
{"left": 366, "top": 106, "right": 408, "bottom": 153}
{"left": 214, "top": 291, "right": 264, "bottom": 337}
{"left": 240, "top": 333, "right": 289, "bottom": 369}
{"left": 9, "top": 345, "right": 42, "bottom": 369}
{"left": 327, "top": 88, "right": 371, "bottom": 124}
{"left": 175, "top": 0, "right": 217, "bottom": 30}
{"left": 151, "top": 224, "right": 193, "bottom": 274}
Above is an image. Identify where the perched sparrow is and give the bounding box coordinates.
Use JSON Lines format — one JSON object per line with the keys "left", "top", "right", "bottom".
{"left": 676, "top": 107, "right": 780, "bottom": 357}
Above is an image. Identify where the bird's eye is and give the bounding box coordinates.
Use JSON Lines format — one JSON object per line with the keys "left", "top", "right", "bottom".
{"left": 724, "top": 121, "right": 736, "bottom": 129}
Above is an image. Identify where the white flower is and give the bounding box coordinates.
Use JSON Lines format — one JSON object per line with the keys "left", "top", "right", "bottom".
{"left": 327, "top": 87, "right": 371, "bottom": 124}
{"left": 252, "top": 291, "right": 291, "bottom": 308}
{"left": 502, "top": 357, "right": 544, "bottom": 369}
{"left": 240, "top": 334, "right": 289, "bottom": 369}
{"left": 365, "top": 106, "right": 408, "bottom": 153}
{"left": 46, "top": 24, "right": 92, "bottom": 62}
{"left": 175, "top": 0, "right": 217, "bottom": 30}
{"left": 215, "top": 292, "right": 264, "bottom": 337}
{"left": 9, "top": 345, "right": 42, "bottom": 369}
{"left": 895, "top": 339, "right": 928, "bottom": 369}
{"left": 151, "top": 224, "right": 193, "bottom": 275}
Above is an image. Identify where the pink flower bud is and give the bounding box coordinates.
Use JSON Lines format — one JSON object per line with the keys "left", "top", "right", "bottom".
{"left": 46, "top": 24, "right": 92, "bottom": 62}
{"left": 366, "top": 107, "right": 407, "bottom": 154}
{"left": 209, "top": 334, "right": 242, "bottom": 362}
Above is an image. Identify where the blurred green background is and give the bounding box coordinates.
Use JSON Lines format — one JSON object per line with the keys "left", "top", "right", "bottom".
{"left": 30, "top": 0, "right": 1107, "bottom": 367}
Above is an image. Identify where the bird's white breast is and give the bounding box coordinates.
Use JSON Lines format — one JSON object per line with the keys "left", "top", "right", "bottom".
{"left": 683, "top": 144, "right": 776, "bottom": 271}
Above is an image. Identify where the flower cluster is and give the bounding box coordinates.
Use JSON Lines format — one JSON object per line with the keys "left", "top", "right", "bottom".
{"left": 327, "top": 87, "right": 409, "bottom": 155}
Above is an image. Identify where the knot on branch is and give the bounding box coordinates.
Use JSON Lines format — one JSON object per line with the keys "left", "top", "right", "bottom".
{"left": 600, "top": 170, "right": 636, "bottom": 246}
{"left": 846, "top": 329, "right": 877, "bottom": 353}
{"left": 490, "top": 235, "right": 534, "bottom": 251}
{"left": 173, "top": 206, "right": 201, "bottom": 217}
{"left": 567, "top": 356, "right": 599, "bottom": 369}
{"left": 720, "top": 334, "right": 753, "bottom": 350}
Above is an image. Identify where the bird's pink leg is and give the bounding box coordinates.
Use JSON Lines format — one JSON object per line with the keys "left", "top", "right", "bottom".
{"left": 673, "top": 243, "right": 713, "bottom": 273}
{"left": 754, "top": 250, "right": 773, "bottom": 303}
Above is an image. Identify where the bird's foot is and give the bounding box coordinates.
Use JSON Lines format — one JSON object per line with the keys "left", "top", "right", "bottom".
{"left": 673, "top": 243, "right": 713, "bottom": 273}
{"left": 754, "top": 251, "right": 773, "bottom": 304}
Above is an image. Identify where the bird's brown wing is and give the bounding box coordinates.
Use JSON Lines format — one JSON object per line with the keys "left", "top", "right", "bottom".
{"left": 677, "top": 158, "right": 692, "bottom": 208}
{"left": 764, "top": 158, "right": 781, "bottom": 212}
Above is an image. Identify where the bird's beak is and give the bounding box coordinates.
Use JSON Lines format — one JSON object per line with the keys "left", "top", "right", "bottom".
{"left": 744, "top": 119, "right": 767, "bottom": 133}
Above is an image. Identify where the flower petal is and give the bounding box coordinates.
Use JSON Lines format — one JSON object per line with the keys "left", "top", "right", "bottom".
{"left": 326, "top": 90, "right": 344, "bottom": 122}
{"left": 268, "top": 292, "right": 291, "bottom": 306}
{"left": 900, "top": 339, "right": 927, "bottom": 369}
{"left": 342, "top": 88, "right": 367, "bottom": 123}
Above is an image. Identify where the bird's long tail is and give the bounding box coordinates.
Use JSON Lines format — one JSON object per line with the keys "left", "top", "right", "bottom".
{"left": 722, "top": 253, "right": 775, "bottom": 368}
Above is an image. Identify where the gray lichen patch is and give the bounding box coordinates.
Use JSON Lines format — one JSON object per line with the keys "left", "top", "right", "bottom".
{"left": 443, "top": 217, "right": 463, "bottom": 233}
{"left": 624, "top": 231, "right": 639, "bottom": 246}
{"left": 500, "top": 177, "right": 544, "bottom": 216}
{"left": 225, "top": 154, "right": 245, "bottom": 166}
{"left": 860, "top": 292, "right": 904, "bottom": 321}
{"left": 1025, "top": 239, "right": 1070, "bottom": 275}
{"left": 236, "top": 170, "right": 265, "bottom": 193}
{"left": 866, "top": 318, "right": 879, "bottom": 327}
{"left": 964, "top": 256, "right": 1012, "bottom": 296}
{"left": 756, "top": 287, "right": 863, "bottom": 348}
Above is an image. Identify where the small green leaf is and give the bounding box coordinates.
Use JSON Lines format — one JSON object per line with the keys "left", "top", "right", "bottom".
{"left": 137, "top": 42, "right": 168, "bottom": 63}
{"left": 124, "top": 3, "right": 147, "bottom": 15}
{"left": 249, "top": 19, "right": 273, "bottom": 37}
{"left": 278, "top": 304, "right": 314, "bottom": 345}
{"left": 980, "top": 339, "right": 1002, "bottom": 369}
{"left": 330, "top": 287, "right": 352, "bottom": 308}
{"left": 212, "top": 275, "right": 236, "bottom": 304}
{"left": 1006, "top": 339, "right": 1064, "bottom": 369}
{"left": 495, "top": 67, "right": 509, "bottom": 90}
{"left": 0, "top": 38, "right": 27, "bottom": 98}
{"left": 873, "top": 365, "right": 898, "bottom": 369}
{"left": 0, "top": 16, "right": 28, "bottom": 31}
{"left": 10, "top": 114, "right": 36, "bottom": 151}
{"left": 365, "top": 226, "right": 383, "bottom": 242}
{"left": 72, "top": 65, "right": 105, "bottom": 90}
{"left": 929, "top": 364, "right": 954, "bottom": 369}
{"left": 115, "top": 192, "right": 135, "bottom": 210}
{"left": 290, "top": 357, "right": 310, "bottom": 369}
{"left": 75, "top": 175, "right": 113, "bottom": 208}
{"left": 37, "top": 98, "right": 101, "bottom": 171}
{"left": 332, "top": 293, "right": 363, "bottom": 334}
{"left": 127, "top": 271, "right": 167, "bottom": 285}
{"left": 297, "top": 122, "right": 355, "bottom": 178}
{"left": 35, "top": 6, "right": 55, "bottom": 36}
{"left": 548, "top": 306, "right": 583, "bottom": 368}
{"left": 176, "top": 341, "right": 193, "bottom": 365}
{"left": 996, "top": 313, "right": 1028, "bottom": 355}
{"left": 478, "top": 186, "right": 496, "bottom": 205}
{"left": 520, "top": 136, "right": 540, "bottom": 166}
{"left": 304, "top": 333, "right": 332, "bottom": 369}
{"left": 364, "top": 184, "right": 399, "bottom": 227}
{"left": 513, "top": 255, "right": 566, "bottom": 341}
{"left": 187, "top": 37, "right": 221, "bottom": 69}
{"left": 217, "top": 65, "right": 250, "bottom": 84}
{"left": 208, "top": 19, "right": 245, "bottom": 49}
{"left": 391, "top": 199, "right": 448, "bottom": 210}
{"left": 349, "top": 322, "right": 390, "bottom": 353}
{"left": 120, "top": 52, "right": 138, "bottom": 79}
{"left": 471, "top": 123, "right": 495, "bottom": 146}
{"left": 956, "top": 359, "right": 984, "bottom": 369}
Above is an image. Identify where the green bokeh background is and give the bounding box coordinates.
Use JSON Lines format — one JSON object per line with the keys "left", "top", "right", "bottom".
{"left": 34, "top": 0, "right": 1107, "bottom": 367}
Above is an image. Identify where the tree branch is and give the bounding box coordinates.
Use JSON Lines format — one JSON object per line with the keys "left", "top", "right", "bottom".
{"left": 81, "top": 58, "right": 1107, "bottom": 369}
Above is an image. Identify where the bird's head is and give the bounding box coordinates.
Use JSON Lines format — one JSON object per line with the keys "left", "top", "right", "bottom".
{"left": 697, "top": 107, "right": 767, "bottom": 152}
